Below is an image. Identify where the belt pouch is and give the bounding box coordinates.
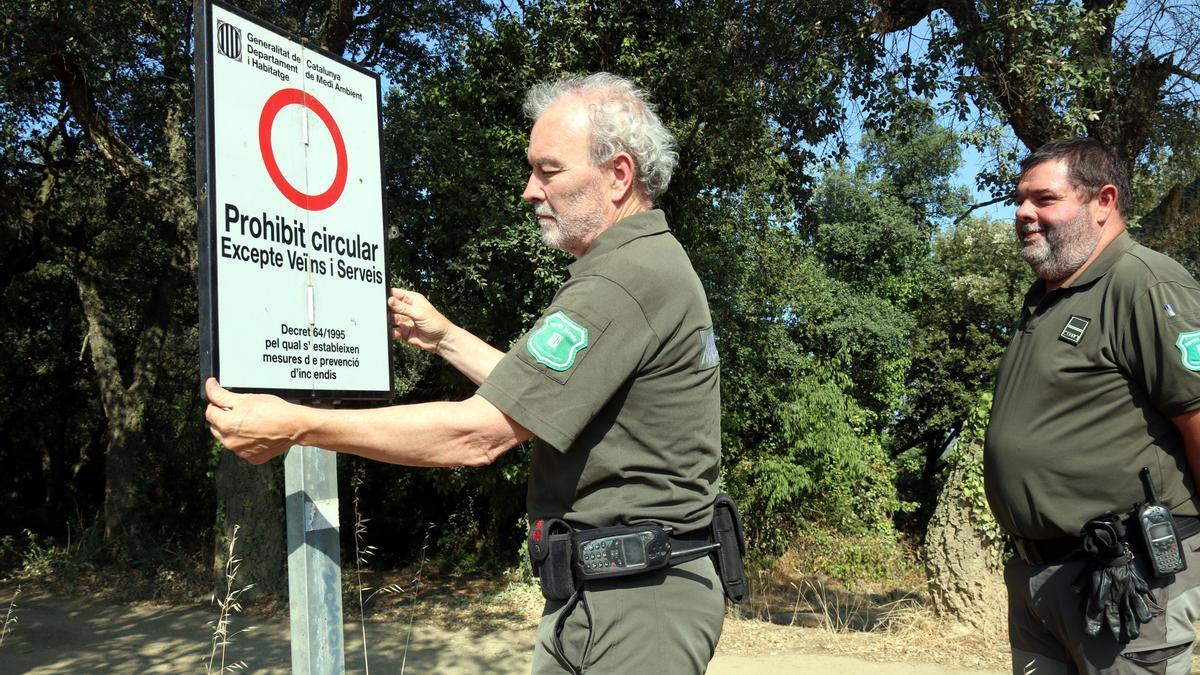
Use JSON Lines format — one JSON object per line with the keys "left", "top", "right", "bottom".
{"left": 529, "top": 518, "right": 576, "bottom": 602}
{"left": 711, "top": 492, "right": 748, "bottom": 603}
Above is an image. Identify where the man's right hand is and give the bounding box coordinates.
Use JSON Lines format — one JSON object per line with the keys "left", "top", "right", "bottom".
{"left": 204, "top": 378, "right": 300, "bottom": 465}
{"left": 388, "top": 288, "right": 452, "bottom": 354}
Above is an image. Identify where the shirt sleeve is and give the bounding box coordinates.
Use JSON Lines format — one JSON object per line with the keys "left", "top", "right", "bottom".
{"left": 1122, "top": 280, "right": 1200, "bottom": 416}
{"left": 476, "top": 273, "right": 655, "bottom": 451}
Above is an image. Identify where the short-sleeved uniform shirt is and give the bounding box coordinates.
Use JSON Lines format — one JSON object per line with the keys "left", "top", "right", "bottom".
{"left": 984, "top": 231, "right": 1200, "bottom": 540}
{"left": 477, "top": 210, "right": 721, "bottom": 533}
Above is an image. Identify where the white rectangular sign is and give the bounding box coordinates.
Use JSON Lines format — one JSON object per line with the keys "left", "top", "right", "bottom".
{"left": 196, "top": 0, "right": 391, "bottom": 400}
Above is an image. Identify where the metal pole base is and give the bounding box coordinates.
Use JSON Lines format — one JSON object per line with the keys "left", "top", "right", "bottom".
{"left": 285, "top": 444, "right": 345, "bottom": 674}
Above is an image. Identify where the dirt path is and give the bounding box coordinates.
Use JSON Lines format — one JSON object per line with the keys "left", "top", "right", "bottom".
{"left": 0, "top": 588, "right": 1006, "bottom": 674}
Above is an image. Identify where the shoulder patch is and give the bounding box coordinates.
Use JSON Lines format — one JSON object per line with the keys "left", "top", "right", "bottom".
{"left": 698, "top": 327, "right": 720, "bottom": 370}
{"left": 527, "top": 311, "right": 589, "bottom": 372}
{"left": 1177, "top": 330, "right": 1200, "bottom": 372}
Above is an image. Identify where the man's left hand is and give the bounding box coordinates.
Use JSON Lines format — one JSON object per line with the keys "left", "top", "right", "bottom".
{"left": 205, "top": 377, "right": 301, "bottom": 464}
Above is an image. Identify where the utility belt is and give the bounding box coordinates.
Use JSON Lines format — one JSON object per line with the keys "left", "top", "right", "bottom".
{"left": 1012, "top": 515, "right": 1200, "bottom": 566}
{"left": 527, "top": 492, "right": 748, "bottom": 604}
{"left": 1012, "top": 470, "right": 1200, "bottom": 644}
{"left": 1017, "top": 486, "right": 1200, "bottom": 646}
{"left": 530, "top": 494, "right": 748, "bottom": 675}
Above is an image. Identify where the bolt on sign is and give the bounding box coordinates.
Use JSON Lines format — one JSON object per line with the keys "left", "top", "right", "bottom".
{"left": 195, "top": 0, "right": 391, "bottom": 401}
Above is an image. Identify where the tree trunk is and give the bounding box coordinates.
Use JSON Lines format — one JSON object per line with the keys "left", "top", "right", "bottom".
{"left": 213, "top": 451, "right": 286, "bottom": 601}
{"left": 1142, "top": 178, "right": 1200, "bottom": 267}
{"left": 923, "top": 438, "right": 1007, "bottom": 632}
{"left": 73, "top": 256, "right": 166, "bottom": 556}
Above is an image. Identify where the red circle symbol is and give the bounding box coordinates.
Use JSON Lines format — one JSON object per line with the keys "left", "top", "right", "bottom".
{"left": 258, "top": 88, "right": 348, "bottom": 211}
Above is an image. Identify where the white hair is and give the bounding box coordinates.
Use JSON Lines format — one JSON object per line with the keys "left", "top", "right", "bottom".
{"left": 523, "top": 72, "right": 678, "bottom": 201}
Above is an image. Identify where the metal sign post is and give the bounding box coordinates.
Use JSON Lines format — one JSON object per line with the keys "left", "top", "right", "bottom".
{"left": 285, "top": 444, "right": 344, "bottom": 674}
{"left": 194, "top": 1, "right": 390, "bottom": 671}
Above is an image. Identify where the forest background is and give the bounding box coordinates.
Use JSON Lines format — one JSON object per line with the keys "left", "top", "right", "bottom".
{"left": 1, "top": 0, "right": 1199, "bottom": 619}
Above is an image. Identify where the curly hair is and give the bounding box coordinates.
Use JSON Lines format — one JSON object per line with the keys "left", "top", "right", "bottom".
{"left": 524, "top": 72, "right": 678, "bottom": 201}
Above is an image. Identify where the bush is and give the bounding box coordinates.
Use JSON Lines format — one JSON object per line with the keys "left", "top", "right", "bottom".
{"left": 781, "top": 527, "right": 923, "bottom": 591}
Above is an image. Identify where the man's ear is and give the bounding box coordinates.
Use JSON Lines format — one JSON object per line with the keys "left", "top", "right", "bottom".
{"left": 607, "top": 152, "right": 637, "bottom": 203}
{"left": 1095, "top": 184, "right": 1119, "bottom": 224}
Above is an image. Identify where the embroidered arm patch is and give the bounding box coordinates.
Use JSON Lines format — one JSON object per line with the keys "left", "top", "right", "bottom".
{"left": 1178, "top": 330, "right": 1200, "bottom": 372}
{"left": 527, "top": 311, "right": 589, "bottom": 372}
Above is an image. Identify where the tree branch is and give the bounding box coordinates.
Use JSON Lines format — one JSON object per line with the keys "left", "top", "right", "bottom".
{"left": 867, "top": 0, "right": 938, "bottom": 35}
{"left": 954, "top": 194, "right": 1010, "bottom": 225}
{"left": 353, "top": 2, "right": 389, "bottom": 30}
{"left": 47, "top": 39, "right": 197, "bottom": 272}
{"left": 48, "top": 47, "right": 152, "bottom": 191}
{"left": 319, "top": 0, "right": 357, "bottom": 55}
{"left": 1171, "top": 64, "right": 1200, "bottom": 86}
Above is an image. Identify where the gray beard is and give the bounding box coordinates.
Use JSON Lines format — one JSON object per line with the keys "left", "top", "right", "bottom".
{"left": 537, "top": 205, "right": 605, "bottom": 253}
{"left": 1019, "top": 206, "right": 1100, "bottom": 282}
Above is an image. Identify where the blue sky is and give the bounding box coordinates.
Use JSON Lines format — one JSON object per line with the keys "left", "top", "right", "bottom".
{"left": 957, "top": 145, "right": 1014, "bottom": 223}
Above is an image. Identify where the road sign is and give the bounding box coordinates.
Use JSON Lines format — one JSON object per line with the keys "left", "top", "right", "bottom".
{"left": 196, "top": 0, "right": 391, "bottom": 401}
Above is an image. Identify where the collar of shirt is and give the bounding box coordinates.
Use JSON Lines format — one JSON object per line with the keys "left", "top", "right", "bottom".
{"left": 568, "top": 209, "right": 670, "bottom": 278}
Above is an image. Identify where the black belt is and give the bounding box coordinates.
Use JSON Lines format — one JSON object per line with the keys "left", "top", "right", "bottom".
{"left": 1013, "top": 515, "right": 1200, "bottom": 566}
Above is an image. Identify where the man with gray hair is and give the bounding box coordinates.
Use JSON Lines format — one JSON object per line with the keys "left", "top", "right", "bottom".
{"left": 205, "top": 72, "right": 727, "bottom": 673}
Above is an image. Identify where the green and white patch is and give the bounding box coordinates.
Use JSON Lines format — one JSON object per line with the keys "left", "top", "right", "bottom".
{"left": 1178, "top": 330, "right": 1200, "bottom": 372}
{"left": 527, "top": 311, "right": 589, "bottom": 372}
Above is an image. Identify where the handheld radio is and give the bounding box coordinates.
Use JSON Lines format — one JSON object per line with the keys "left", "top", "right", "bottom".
{"left": 1137, "top": 467, "right": 1187, "bottom": 576}
{"left": 574, "top": 525, "right": 672, "bottom": 579}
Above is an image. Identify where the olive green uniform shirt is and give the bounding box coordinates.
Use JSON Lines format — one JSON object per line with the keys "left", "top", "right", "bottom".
{"left": 477, "top": 210, "right": 721, "bottom": 533}
{"left": 984, "top": 231, "right": 1200, "bottom": 540}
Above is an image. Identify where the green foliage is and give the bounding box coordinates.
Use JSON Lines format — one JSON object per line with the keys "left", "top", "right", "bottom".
{"left": 3, "top": 0, "right": 1195, "bottom": 588}
{"left": 869, "top": 0, "right": 1200, "bottom": 233}
{"left": 889, "top": 216, "right": 1032, "bottom": 530}
{"left": 712, "top": 101, "right": 976, "bottom": 558}
{"left": 786, "top": 527, "right": 921, "bottom": 591}
{"left": 990, "top": 1, "right": 1122, "bottom": 134}
{"left": 0, "top": 530, "right": 80, "bottom": 578}
{"left": 376, "top": 0, "right": 903, "bottom": 563}
{"left": 730, "top": 365, "right": 909, "bottom": 554}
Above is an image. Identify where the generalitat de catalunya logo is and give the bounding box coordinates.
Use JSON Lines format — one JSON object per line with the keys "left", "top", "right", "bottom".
{"left": 216, "top": 20, "right": 242, "bottom": 62}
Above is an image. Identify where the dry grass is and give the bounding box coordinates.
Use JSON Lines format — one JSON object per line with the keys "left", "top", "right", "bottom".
{"left": 350, "top": 569, "right": 544, "bottom": 634}
{"left": 351, "top": 557, "right": 1013, "bottom": 672}
{"left": 2, "top": 544, "right": 1017, "bottom": 672}
{"left": 829, "top": 604, "right": 1009, "bottom": 669}
{"left": 0, "top": 584, "right": 19, "bottom": 649}
{"left": 206, "top": 525, "right": 253, "bottom": 673}
{"left": 712, "top": 547, "right": 1011, "bottom": 671}
{"left": 718, "top": 605, "right": 1009, "bottom": 670}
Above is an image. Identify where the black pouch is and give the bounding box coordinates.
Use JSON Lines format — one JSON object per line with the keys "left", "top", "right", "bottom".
{"left": 528, "top": 518, "right": 576, "bottom": 602}
{"left": 710, "top": 492, "right": 748, "bottom": 603}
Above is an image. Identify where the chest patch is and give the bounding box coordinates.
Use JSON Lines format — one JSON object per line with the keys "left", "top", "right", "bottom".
{"left": 1177, "top": 330, "right": 1200, "bottom": 372}
{"left": 527, "top": 311, "right": 589, "bottom": 372}
{"left": 1058, "top": 315, "right": 1091, "bottom": 345}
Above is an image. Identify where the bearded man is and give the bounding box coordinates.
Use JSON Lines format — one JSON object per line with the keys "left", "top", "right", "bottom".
{"left": 205, "top": 72, "right": 727, "bottom": 674}
{"left": 984, "top": 138, "right": 1200, "bottom": 674}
